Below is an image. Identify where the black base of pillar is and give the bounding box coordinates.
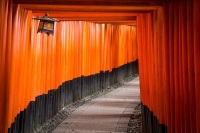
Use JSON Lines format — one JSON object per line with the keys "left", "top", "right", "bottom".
{"left": 141, "top": 102, "right": 167, "bottom": 133}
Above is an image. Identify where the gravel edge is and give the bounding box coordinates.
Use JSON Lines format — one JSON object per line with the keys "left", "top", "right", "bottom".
{"left": 126, "top": 103, "right": 142, "bottom": 133}
{"left": 33, "top": 75, "right": 138, "bottom": 133}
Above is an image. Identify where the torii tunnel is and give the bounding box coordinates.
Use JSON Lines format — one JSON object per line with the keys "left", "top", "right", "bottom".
{"left": 0, "top": 0, "right": 200, "bottom": 132}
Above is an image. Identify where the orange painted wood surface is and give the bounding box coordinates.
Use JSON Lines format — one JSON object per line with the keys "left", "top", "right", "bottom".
{"left": 194, "top": 0, "right": 200, "bottom": 132}
{"left": 137, "top": 0, "right": 199, "bottom": 133}
{"left": 0, "top": 2, "right": 137, "bottom": 132}
{"left": 1, "top": 0, "right": 200, "bottom": 133}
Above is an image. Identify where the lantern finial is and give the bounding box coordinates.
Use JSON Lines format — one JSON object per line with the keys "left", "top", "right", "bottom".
{"left": 45, "top": 12, "right": 48, "bottom": 16}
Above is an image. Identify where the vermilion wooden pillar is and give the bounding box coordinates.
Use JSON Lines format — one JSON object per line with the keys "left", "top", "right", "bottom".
{"left": 0, "top": 0, "right": 9, "bottom": 132}
{"left": 178, "top": 2, "right": 184, "bottom": 132}
{"left": 168, "top": 2, "right": 175, "bottom": 133}
{"left": 180, "top": 1, "right": 190, "bottom": 133}
{"left": 1, "top": 0, "right": 13, "bottom": 132}
{"left": 194, "top": 0, "right": 200, "bottom": 132}
{"left": 146, "top": 13, "right": 153, "bottom": 113}
{"left": 186, "top": 0, "right": 196, "bottom": 133}
{"left": 163, "top": 3, "right": 171, "bottom": 131}
{"left": 137, "top": 14, "right": 143, "bottom": 103}
{"left": 173, "top": 2, "right": 181, "bottom": 133}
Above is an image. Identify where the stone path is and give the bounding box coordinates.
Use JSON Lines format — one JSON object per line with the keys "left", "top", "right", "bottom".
{"left": 53, "top": 77, "right": 140, "bottom": 133}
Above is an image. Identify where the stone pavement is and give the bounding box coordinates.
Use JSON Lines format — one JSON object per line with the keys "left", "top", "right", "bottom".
{"left": 53, "top": 77, "right": 140, "bottom": 133}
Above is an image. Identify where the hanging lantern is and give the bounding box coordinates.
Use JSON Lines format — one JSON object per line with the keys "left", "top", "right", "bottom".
{"left": 33, "top": 12, "right": 59, "bottom": 36}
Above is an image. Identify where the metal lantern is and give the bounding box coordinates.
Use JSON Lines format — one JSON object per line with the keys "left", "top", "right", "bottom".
{"left": 33, "top": 12, "right": 59, "bottom": 36}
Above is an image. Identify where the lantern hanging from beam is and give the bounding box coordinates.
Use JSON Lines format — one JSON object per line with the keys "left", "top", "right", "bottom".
{"left": 33, "top": 12, "right": 59, "bottom": 36}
